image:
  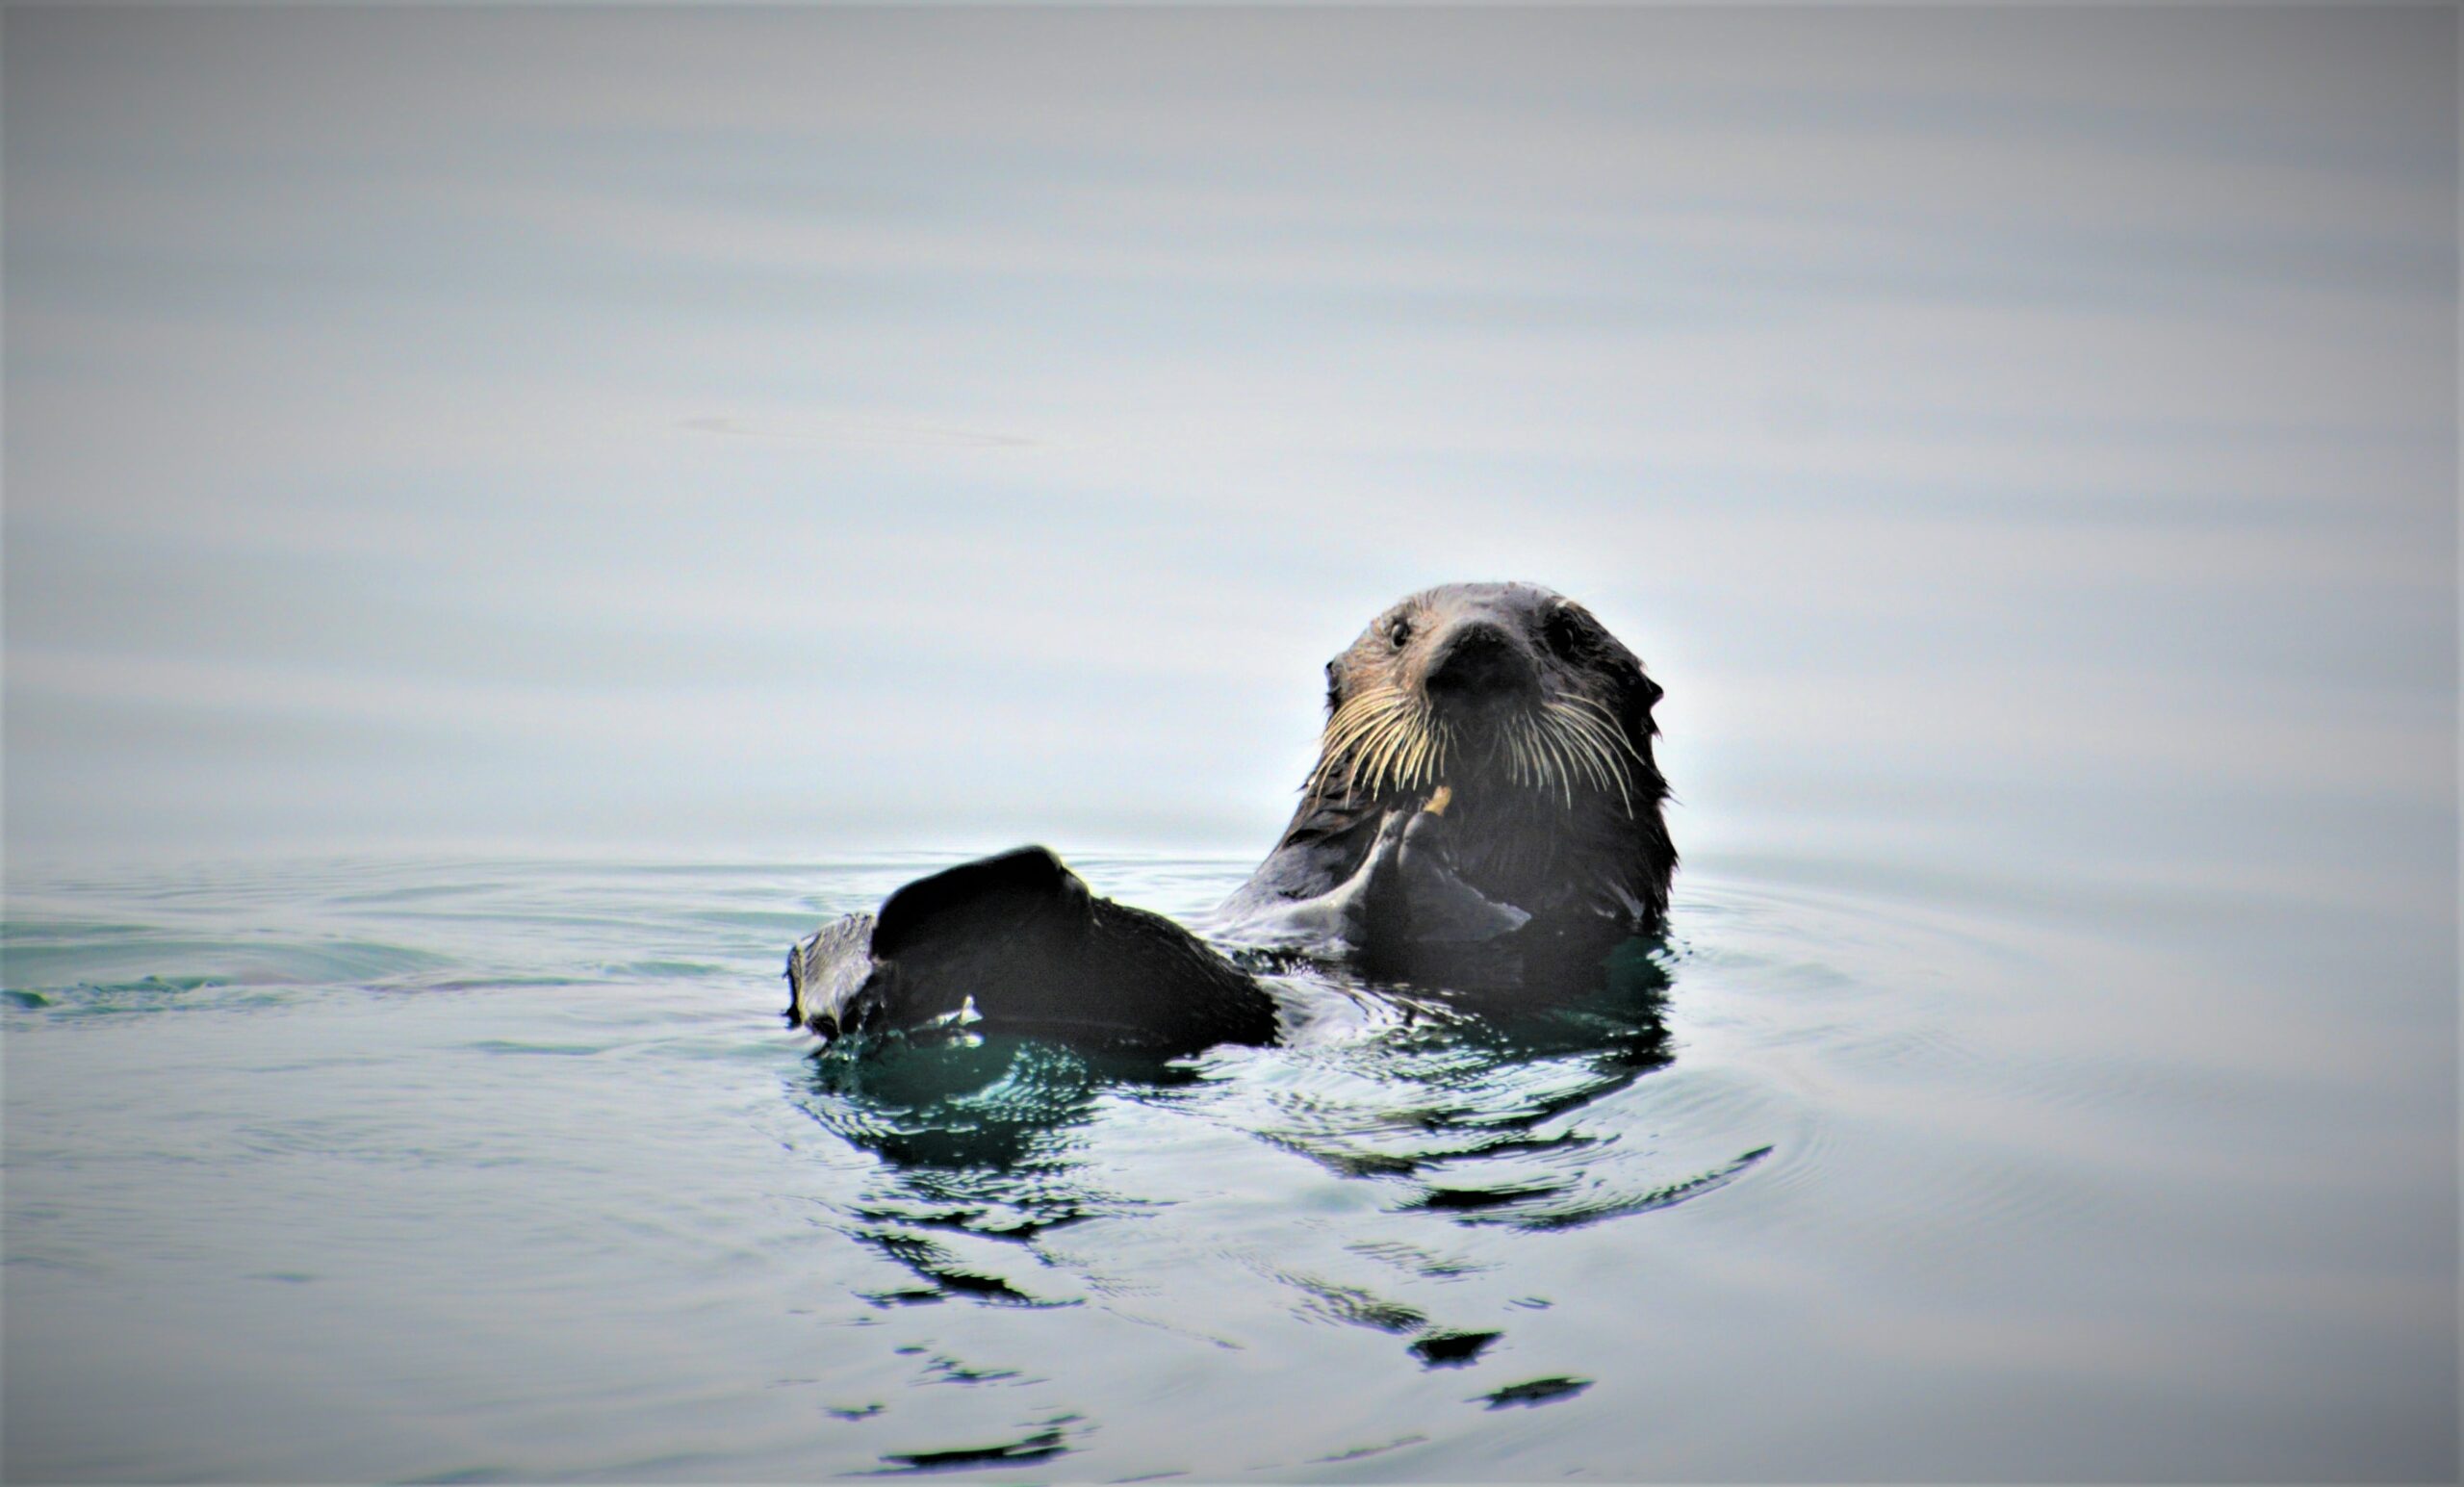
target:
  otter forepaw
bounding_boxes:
[1392,811,1529,944]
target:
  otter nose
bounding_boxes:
[1424,620,1534,705]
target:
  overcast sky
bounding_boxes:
[5,7,2453,876]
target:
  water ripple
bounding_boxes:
[12,853,2426,1482]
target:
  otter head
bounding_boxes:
[1297,581,1675,926]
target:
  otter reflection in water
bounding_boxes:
[783,949,1694,1346]
[786,582,1676,1056]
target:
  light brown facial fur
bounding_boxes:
[1311,582,1664,819]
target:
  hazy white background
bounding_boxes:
[8,7,2453,893]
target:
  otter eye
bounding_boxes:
[1541,606,1586,658]
[1385,615,1414,648]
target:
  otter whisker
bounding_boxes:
[1312,689,1419,799]
[1575,702,1643,781]
[1551,697,1627,765]
[1526,718,1555,797]
[1542,703,1597,787]
[1331,719,1387,797]
[1534,716,1567,803]
[1313,654,1648,818]
[1362,707,1423,798]
[1408,720,1449,791]
[1549,702,1634,817]
[1359,719,1398,796]
[1547,713,1586,808]
[1565,694,1650,764]
[1583,719,1640,817]
[1509,711,1560,806]
[1568,734,1610,801]
[1547,702,1614,788]
[1543,723,1577,809]
[1334,687,1407,727]
[1409,709,1441,782]
[1322,694,1404,756]
[1320,713,1373,759]
[1402,710,1437,787]
[1579,733,1634,818]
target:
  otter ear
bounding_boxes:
[1624,670,1664,736]
[1323,658,1343,713]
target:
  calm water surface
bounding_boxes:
[5,844,2452,1481]
[4,11,2457,1479]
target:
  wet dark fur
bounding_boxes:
[787,847,1277,1056]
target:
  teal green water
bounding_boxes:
[5,848,2451,1480]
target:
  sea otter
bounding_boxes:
[1208,581,1674,971]
[786,582,1673,1053]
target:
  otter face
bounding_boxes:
[1313,582,1665,819]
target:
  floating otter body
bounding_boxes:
[788,846,1278,1055]
[786,582,1673,1055]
